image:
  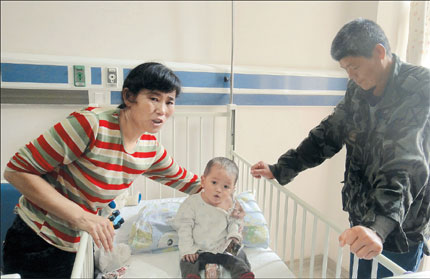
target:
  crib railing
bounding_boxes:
[71,231,93,278]
[231,150,406,278]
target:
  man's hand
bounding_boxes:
[339,225,383,260]
[183,253,199,263]
[250,161,274,179]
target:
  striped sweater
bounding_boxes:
[5,106,201,252]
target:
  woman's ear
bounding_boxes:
[122,88,133,107]
[122,88,129,107]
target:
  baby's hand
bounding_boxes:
[229,237,240,244]
[231,201,245,219]
[183,253,199,263]
[225,238,242,256]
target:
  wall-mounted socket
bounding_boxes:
[88,90,110,106]
[73,65,86,87]
[106,67,118,87]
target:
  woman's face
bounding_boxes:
[124,89,176,134]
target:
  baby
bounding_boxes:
[174,157,254,279]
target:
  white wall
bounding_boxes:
[1,1,378,70]
[2,0,390,269]
[234,1,378,70]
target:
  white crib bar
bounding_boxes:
[309,216,318,278]
[212,116,216,157]
[335,246,344,277]
[372,257,379,278]
[322,224,330,278]
[352,253,359,278]
[251,173,255,194]
[274,188,281,250]
[262,180,267,219]
[268,183,274,237]
[299,207,307,278]
[290,200,298,270]
[245,164,250,192]
[282,194,289,261]
[71,232,93,278]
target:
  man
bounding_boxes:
[251,18,429,278]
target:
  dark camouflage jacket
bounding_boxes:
[269,55,430,254]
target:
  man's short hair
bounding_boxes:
[331,18,392,61]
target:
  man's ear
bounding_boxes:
[373,43,386,60]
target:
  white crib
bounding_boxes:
[71,105,411,278]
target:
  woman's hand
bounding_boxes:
[75,211,115,252]
[250,161,274,179]
[183,253,199,263]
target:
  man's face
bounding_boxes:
[339,53,383,91]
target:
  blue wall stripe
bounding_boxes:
[123,68,230,88]
[175,71,230,88]
[1,63,347,91]
[111,91,343,106]
[234,94,343,106]
[1,63,68,84]
[234,73,347,91]
[91,67,102,85]
[176,93,230,105]
[123,67,346,91]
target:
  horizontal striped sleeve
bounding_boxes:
[144,143,202,194]
[5,110,99,174]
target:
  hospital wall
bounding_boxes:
[1,1,409,269]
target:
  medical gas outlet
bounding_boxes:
[107,67,118,87]
[73,65,86,87]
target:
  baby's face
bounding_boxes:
[201,165,235,207]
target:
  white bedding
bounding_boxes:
[112,198,294,278]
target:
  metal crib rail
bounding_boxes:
[231,150,406,278]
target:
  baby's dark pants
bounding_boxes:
[180,250,251,278]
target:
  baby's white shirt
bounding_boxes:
[173,193,242,257]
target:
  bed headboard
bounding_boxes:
[129,104,236,200]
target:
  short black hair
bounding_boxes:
[331,18,392,61]
[119,62,181,109]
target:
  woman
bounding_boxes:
[2,62,203,278]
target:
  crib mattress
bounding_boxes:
[121,247,294,278]
[111,198,294,278]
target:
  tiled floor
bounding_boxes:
[289,255,349,278]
